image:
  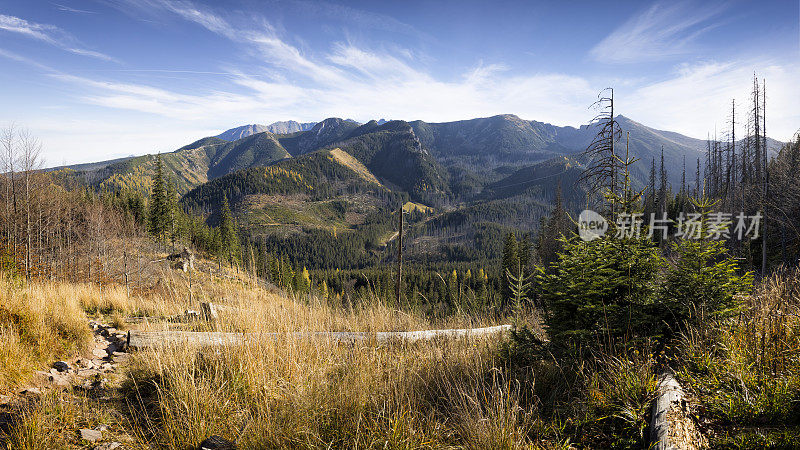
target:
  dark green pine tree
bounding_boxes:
[658,146,668,213]
[644,157,656,217]
[500,232,518,309]
[148,154,169,247]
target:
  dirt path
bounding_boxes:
[0,319,133,449]
[30,319,130,392]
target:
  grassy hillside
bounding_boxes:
[326,120,450,203]
[181,148,391,214]
[81,133,291,195]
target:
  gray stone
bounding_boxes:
[106,342,121,353]
[52,361,71,372]
[19,387,41,396]
[82,378,105,391]
[48,373,71,386]
[80,428,102,442]
[100,363,113,372]
[77,359,95,369]
[92,348,108,359]
[78,369,100,378]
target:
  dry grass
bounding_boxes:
[0,264,547,448]
[122,335,543,448]
[2,390,127,450]
[677,267,800,447]
[0,278,92,389]
[117,273,541,448]
[0,256,679,449]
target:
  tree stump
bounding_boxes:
[200,302,218,321]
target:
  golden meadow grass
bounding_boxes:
[0,269,548,449]
[116,270,539,448]
[3,265,797,448]
[0,278,92,388]
[676,267,800,446]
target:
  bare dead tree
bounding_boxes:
[19,129,42,278]
[0,124,18,253]
[579,88,623,216]
[730,100,737,200]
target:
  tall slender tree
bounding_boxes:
[148,154,169,247]
[500,232,518,308]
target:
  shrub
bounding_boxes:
[660,237,753,328]
[536,235,662,353]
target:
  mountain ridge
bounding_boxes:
[53,114,785,198]
[216,121,317,141]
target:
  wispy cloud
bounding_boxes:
[49,58,596,129]
[6,0,799,167]
[37,0,800,141]
[0,14,117,62]
[0,47,59,72]
[52,3,98,14]
[112,0,348,84]
[590,1,728,63]
[626,59,800,140]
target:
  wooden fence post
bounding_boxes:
[200,302,218,321]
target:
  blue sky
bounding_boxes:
[0,0,798,166]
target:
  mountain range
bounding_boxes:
[56,114,786,267]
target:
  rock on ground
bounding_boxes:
[52,361,71,372]
[199,435,236,449]
[80,428,102,442]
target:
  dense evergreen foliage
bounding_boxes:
[537,235,663,352]
[147,155,170,245]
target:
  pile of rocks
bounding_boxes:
[2,320,133,449]
[78,424,128,449]
[27,320,129,392]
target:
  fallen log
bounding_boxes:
[649,372,705,450]
[127,324,511,349]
